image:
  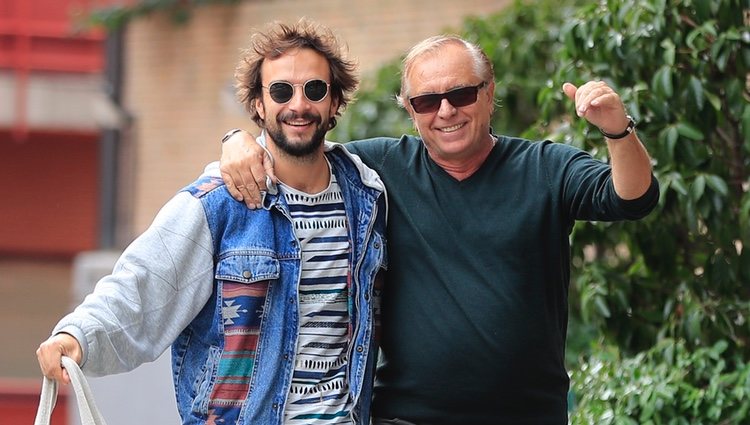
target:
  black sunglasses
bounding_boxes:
[262,79,331,104]
[408,81,488,114]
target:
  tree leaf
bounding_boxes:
[705,175,729,197]
[595,296,612,318]
[661,38,676,66]
[704,90,722,112]
[670,173,689,196]
[665,125,678,160]
[652,66,674,97]
[691,175,706,202]
[688,76,705,110]
[676,122,704,141]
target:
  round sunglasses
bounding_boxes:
[262,79,331,104]
[408,81,488,114]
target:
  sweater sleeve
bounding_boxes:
[343,138,400,173]
[53,192,215,376]
[542,141,659,222]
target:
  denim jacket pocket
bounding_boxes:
[205,252,278,420]
[215,252,280,283]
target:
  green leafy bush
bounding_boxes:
[82,0,243,30]
[333,62,414,142]
[539,0,750,358]
[570,339,750,424]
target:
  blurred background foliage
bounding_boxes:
[331,0,750,422]
[83,0,243,30]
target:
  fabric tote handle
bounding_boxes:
[34,356,108,425]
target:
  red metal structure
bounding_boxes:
[0,379,69,424]
[0,0,105,138]
[0,0,116,422]
[0,0,110,257]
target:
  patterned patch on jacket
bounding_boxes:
[207,280,268,422]
[183,176,224,198]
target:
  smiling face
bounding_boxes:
[255,47,339,158]
[404,42,495,165]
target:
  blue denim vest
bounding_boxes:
[172,146,387,424]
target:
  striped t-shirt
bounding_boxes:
[279,168,354,425]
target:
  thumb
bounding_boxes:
[59,335,83,365]
[263,151,277,184]
[562,82,577,101]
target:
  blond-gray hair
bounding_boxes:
[397,35,494,108]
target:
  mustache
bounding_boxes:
[277,111,321,124]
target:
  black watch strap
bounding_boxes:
[599,115,636,140]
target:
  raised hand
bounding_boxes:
[562,81,630,137]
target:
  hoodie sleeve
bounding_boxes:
[53,192,215,376]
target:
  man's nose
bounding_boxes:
[287,88,310,110]
[436,97,457,117]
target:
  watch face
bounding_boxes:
[626,117,636,133]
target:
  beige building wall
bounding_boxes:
[121,0,508,236]
[0,260,72,378]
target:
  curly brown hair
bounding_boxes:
[234,18,359,130]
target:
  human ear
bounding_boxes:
[255,98,266,121]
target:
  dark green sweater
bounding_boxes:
[346,134,658,424]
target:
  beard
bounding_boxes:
[265,110,328,158]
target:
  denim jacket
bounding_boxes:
[54,143,387,424]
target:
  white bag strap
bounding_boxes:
[34,356,108,425]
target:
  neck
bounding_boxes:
[431,134,496,181]
[269,143,330,193]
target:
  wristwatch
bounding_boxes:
[221,128,243,144]
[599,115,636,140]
